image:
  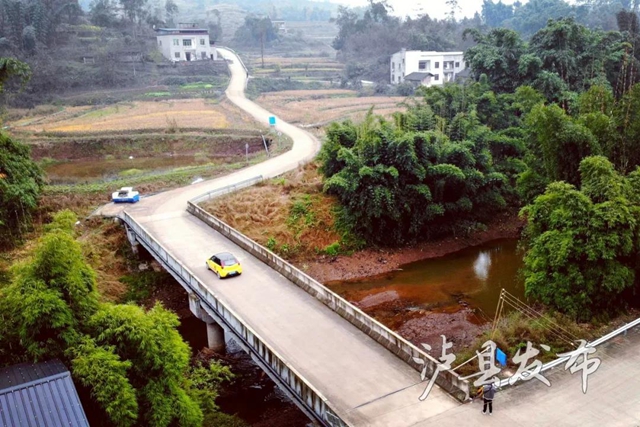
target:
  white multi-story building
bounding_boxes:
[390,49,465,87]
[155,27,217,62]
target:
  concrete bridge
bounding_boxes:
[104,48,640,427]
[110,48,470,427]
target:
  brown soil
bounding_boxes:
[29,131,265,162]
[256,90,406,126]
[14,99,256,133]
[306,211,524,283]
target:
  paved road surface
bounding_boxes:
[99,49,640,427]
[106,48,460,426]
[418,326,640,427]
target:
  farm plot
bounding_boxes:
[16,99,256,133]
[246,52,344,82]
[256,90,407,126]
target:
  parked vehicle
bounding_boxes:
[112,187,140,203]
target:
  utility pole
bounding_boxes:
[261,28,265,68]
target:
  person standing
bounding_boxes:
[481,382,497,415]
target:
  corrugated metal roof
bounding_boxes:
[0,359,89,427]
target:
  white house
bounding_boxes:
[390,49,465,87]
[155,27,217,62]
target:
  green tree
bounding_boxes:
[0,210,231,427]
[525,103,601,186]
[482,0,514,27]
[463,28,528,93]
[521,156,640,320]
[89,303,203,427]
[320,110,508,245]
[0,132,43,246]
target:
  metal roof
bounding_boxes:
[0,359,89,427]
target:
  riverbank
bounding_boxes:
[307,210,524,283]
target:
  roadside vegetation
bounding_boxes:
[203,163,362,262]
[0,211,237,427]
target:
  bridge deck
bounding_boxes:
[114,49,460,426]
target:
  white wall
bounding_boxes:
[390,50,466,87]
[156,34,213,62]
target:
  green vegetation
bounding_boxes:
[521,156,640,321]
[0,210,233,426]
[319,97,518,245]
[246,77,325,98]
[322,12,640,320]
[0,132,44,247]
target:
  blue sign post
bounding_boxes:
[269,116,276,127]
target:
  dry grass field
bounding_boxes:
[202,163,343,261]
[256,90,407,126]
[13,99,256,133]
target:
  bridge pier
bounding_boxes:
[206,322,225,353]
[189,292,226,353]
[124,225,140,255]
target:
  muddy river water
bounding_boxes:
[177,239,525,425]
[327,238,525,318]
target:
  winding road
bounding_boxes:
[99,49,640,427]
[102,49,459,426]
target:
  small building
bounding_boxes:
[403,72,435,87]
[272,20,288,34]
[0,359,89,426]
[390,49,466,87]
[155,27,217,62]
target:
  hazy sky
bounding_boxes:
[316,0,525,20]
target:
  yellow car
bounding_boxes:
[206,252,242,279]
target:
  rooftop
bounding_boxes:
[404,72,434,81]
[156,28,209,35]
[0,359,89,427]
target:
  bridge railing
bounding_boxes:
[120,211,349,427]
[188,179,471,402]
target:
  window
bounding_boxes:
[455,62,460,68]
[435,62,439,69]
[419,60,430,70]
[174,52,180,59]
[183,39,192,47]
[173,39,179,46]
[391,62,395,70]
[434,74,439,80]
[158,40,162,46]
[200,39,205,45]
[444,72,454,82]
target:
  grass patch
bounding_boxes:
[79,106,120,119]
[453,310,595,381]
[180,82,216,90]
[246,78,326,99]
[201,162,360,261]
[119,270,174,304]
[145,91,172,97]
[45,160,251,194]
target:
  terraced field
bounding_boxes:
[12,99,256,133]
[256,89,407,126]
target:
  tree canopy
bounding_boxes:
[0,210,232,427]
[520,156,640,320]
[0,132,43,247]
